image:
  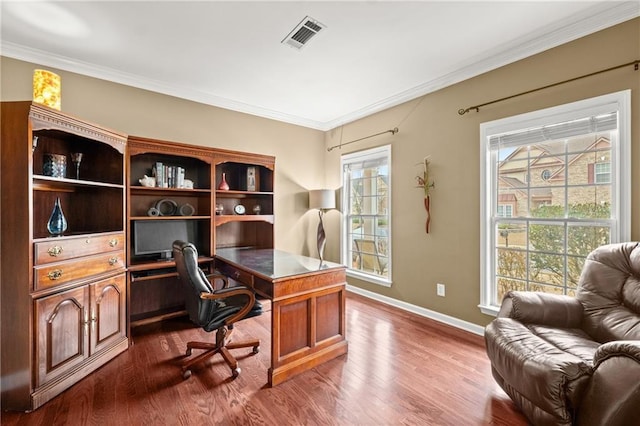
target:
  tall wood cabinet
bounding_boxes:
[1,102,128,411]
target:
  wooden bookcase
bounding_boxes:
[1,102,128,411]
[125,138,275,331]
[213,151,275,250]
[126,136,215,328]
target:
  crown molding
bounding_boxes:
[322,1,640,130]
[2,2,637,132]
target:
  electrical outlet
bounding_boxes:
[437,283,446,297]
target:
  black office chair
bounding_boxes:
[172,240,262,379]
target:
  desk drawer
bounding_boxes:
[218,263,254,287]
[34,251,125,291]
[35,233,124,265]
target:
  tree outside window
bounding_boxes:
[341,145,391,286]
[479,91,630,315]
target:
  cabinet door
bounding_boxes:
[90,274,126,354]
[35,286,90,387]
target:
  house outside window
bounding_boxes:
[341,145,391,286]
[479,91,630,315]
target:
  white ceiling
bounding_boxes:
[1,1,638,130]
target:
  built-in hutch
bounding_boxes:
[1,102,128,411]
[126,137,275,331]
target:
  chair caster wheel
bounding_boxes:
[253,345,260,354]
[182,369,192,380]
[232,367,241,378]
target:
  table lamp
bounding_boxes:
[309,189,335,263]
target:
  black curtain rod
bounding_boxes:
[327,127,399,152]
[458,59,639,116]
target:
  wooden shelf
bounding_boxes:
[130,308,187,328]
[130,215,211,221]
[216,190,273,198]
[33,175,124,190]
[130,186,210,194]
[215,214,274,225]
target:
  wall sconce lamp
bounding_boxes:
[33,69,61,110]
[309,189,336,263]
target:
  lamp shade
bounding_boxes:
[309,189,335,210]
[33,69,61,110]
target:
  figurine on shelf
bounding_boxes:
[139,175,156,187]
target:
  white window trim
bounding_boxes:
[479,90,631,316]
[341,145,392,287]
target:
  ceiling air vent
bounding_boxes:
[282,16,325,50]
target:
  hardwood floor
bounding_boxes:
[2,292,526,425]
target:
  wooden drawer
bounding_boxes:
[34,233,124,265]
[34,251,125,291]
[217,262,254,287]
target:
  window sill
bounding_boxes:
[478,303,499,317]
[346,269,392,287]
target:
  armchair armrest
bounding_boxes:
[593,340,640,364]
[199,285,256,325]
[205,272,230,289]
[498,291,583,328]
[576,341,640,426]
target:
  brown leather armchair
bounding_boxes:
[485,242,640,426]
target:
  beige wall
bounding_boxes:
[324,18,640,326]
[2,18,638,328]
[1,56,327,257]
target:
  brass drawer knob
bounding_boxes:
[108,257,119,266]
[109,239,118,247]
[47,269,63,280]
[47,246,63,257]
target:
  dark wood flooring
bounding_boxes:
[2,292,526,425]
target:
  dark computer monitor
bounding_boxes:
[133,219,198,260]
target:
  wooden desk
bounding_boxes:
[215,248,348,386]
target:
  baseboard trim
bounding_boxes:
[346,285,485,336]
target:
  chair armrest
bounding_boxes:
[576,341,640,426]
[498,291,583,328]
[199,286,256,325]
[205,273,229,289]
[593,340,640,364]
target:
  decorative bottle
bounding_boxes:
[47,197,68,236]
[218,173,230,191]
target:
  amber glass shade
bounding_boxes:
[33,69,61,110]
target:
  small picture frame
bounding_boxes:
[247,166,257,192]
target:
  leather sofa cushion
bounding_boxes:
[485,318,595,422]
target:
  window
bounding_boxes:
[540,169,551,181]
[595,162,611,183]
[341,145,391,286]
[497,205,513,217]
[479,91,630,315]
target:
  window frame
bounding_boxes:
[479,91,631,316]
[341,145,392,287]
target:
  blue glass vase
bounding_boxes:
[47,197,68,236]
